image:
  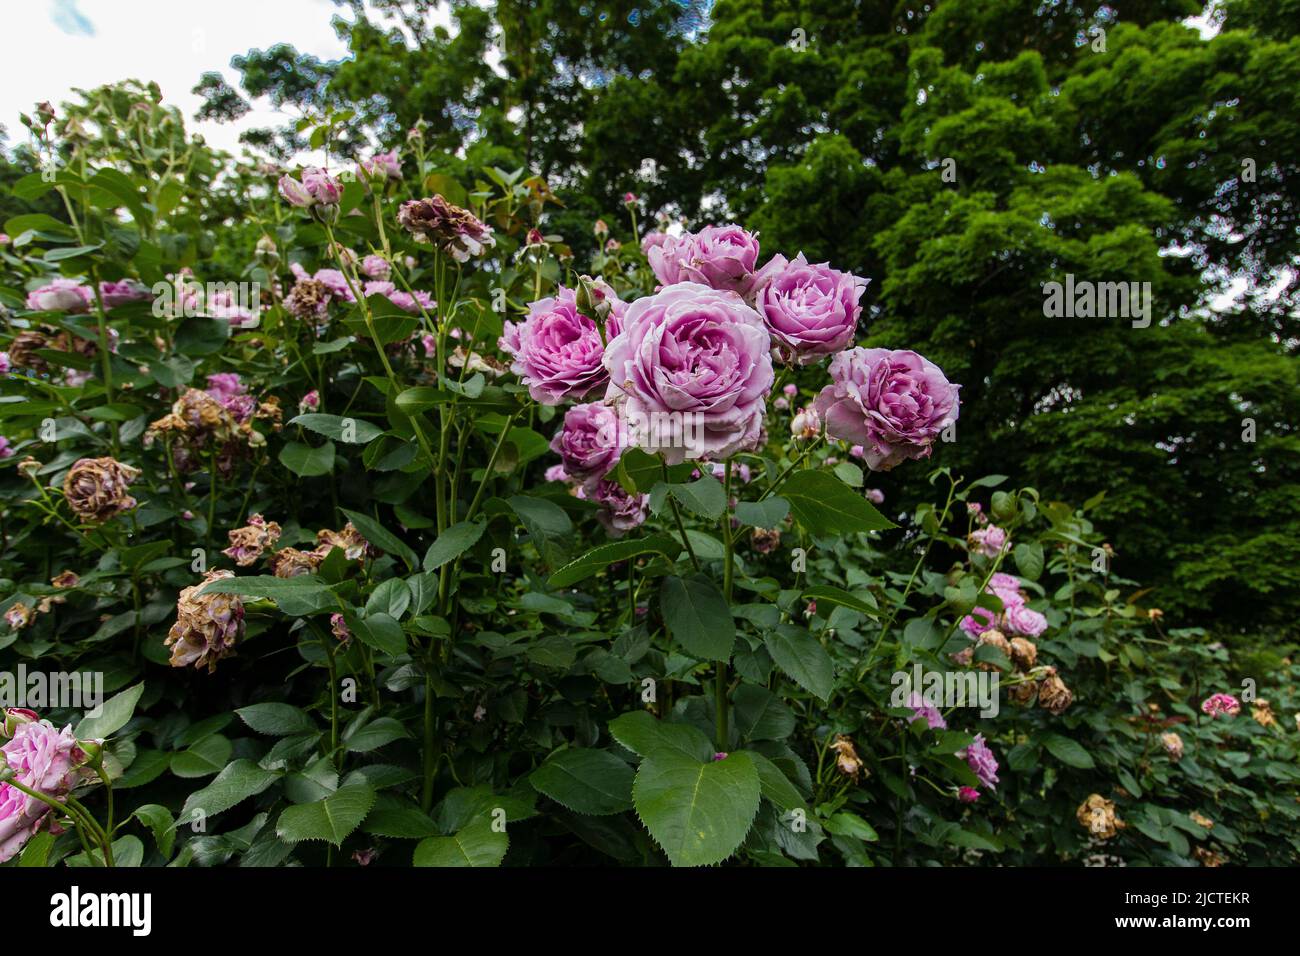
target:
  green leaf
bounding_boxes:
[748,750,804,812]
[660,574,735,662]
[394,386,453,413]
[422,520,486,571]
[615,447,666,494]
[74,681,144,740]
[237,703,318,736]
[632,750,761,867]
[279,440,336,477]
[783,470,896,536]
[413,816,508,867]
[823,811,879,842]
[276,784,376,847]
[547,533,681,588]
[343,717,410,753]
[174,316,230,357]
[733,683,796,741]
[198,575,336,615]
[734,496,789,528]
[608,711,714,762]
[667,477,726,519]
[529,748,635,815]
[508,495,572,568]
[170,734,233,778]
[349,611,407,657]
[1042,734,1095,769]
[365,578,411,619]
[802,584,878,617]
[180,760,279,821]
[340,508,419,571]
[1014,542,1045,581]
[18,830,55,867]
[764,624,834,700]
[289,413,384,445]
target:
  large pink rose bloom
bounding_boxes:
[813,347,959,471]
[500,287,607,405]
[755,253,868,364]
[550,402,624,485]
[648,225,761,298]
[602,282,773,464]
[0,720,96,863]
[26,278,92,313]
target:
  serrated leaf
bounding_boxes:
[529,748,634,816]
[237,703,318,736]
[413,816,508,867]
[547,533,680,588]
[341,508,419,571]
[734,496,789,528]
[764,624,835,700]
[421,519,486,571]
[74,681,143,740]
[783,470,895,536]
[288,413,384,444]
[276,784,376,847]
[660,573,735,662]
[180,759,280,822]
[608,711,715,762]
[1043,734,1095,769]
[632,750,760,867]
[279,440,336,477]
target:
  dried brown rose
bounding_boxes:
[165,569,245,673]
[62,456,141,523]
[223,514,283,567]
[1076,793,1124,840]
[1037,666,1074,715]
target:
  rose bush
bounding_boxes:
[0,86,1296,868]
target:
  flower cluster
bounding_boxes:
[1200,693,1241,719]
[144,373,281,476]
[263,522,375,578]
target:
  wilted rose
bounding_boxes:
[62,457,140,523]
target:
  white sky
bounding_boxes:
[1,0,359,159]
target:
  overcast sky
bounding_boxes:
[1,0,359,157]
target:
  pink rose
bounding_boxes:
[602,282,773,463]
[814,348,960,471]
[1201,694,1241,719]
[0,720,97,863]
[26,278,92,313]
[647,225,761,298]
[640,231,669,255]
[1004,603,1047,638]
[98,279,151,309]
[359,149,401,182]
[754,253,867,364]
[361,255,391,280]
[961,734,999,791]
[301,167,342,205]
[501,287,607,405]
[576,476,648,537]
[550,402,624,485]
[969,524,1008,558]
